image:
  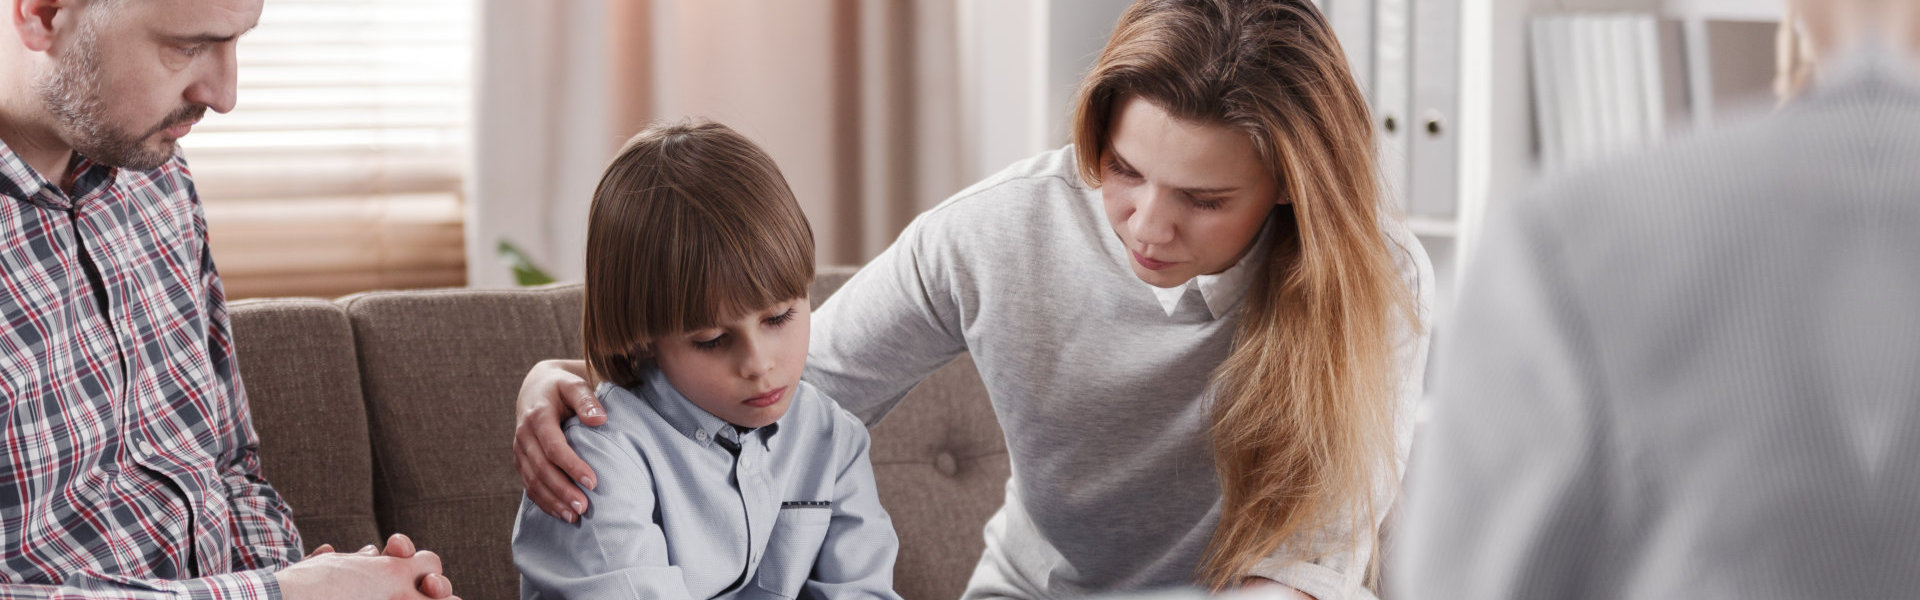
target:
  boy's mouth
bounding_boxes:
[744,387,786,408]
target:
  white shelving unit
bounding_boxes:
[1668,0,1783,22]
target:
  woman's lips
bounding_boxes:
[744,387,786,408]
[1132,250,1174,271]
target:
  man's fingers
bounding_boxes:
[384,533,416,558]
[357,544,379,556]
[304,543,334,559]
[418,572,454,598]
[411,550,444,573]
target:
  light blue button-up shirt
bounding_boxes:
[512,368,902,599]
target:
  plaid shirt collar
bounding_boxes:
[0,136,121,212]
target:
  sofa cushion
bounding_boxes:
[339,284,582,600]
[867,354,1009,600]
[229,298,381,553]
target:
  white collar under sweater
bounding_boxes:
[1140,216,1273,319]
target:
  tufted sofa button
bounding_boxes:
[933,452,959,477]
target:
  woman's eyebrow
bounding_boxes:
[1111,147,1239,195]
[1179,184,1240,195]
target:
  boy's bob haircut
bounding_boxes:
[582,119,815,388]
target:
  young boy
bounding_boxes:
[511,120,902,599]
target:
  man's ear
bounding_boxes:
[12,0,65,53]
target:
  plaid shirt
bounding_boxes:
[0,139,299,599]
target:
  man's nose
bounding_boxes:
[185,44,239,114]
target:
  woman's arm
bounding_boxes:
[802,211,970,424]
[513,359,606,521]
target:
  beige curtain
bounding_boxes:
[608,0,965,267]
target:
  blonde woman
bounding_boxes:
[514,1,1429,598]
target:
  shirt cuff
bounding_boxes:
[175,567,283,600]
[1248,557,1365,600]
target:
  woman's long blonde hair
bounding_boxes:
[1070,0,1416,589]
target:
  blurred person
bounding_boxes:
[1391,0,1920,597]
[509,1,1434,598]
[0,0,455,597]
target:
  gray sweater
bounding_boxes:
[805,147,1433,599]
[1391,50,1920,599]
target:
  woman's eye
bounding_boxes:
[1191,198,1225,211]
[1105,160,1141,181]
[765,308,796,327]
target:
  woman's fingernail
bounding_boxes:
[582,476,597,490]
[561,510,576,523]
[584,404,604,418]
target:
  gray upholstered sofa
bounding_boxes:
[231,266,1009,600]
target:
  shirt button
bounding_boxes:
[696,430,708,441]
[137,440,157,458]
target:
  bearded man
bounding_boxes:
[0,1,457,598]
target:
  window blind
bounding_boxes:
[182,0,474,299]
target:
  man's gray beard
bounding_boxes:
[31,17,178,172]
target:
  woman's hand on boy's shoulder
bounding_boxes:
[515,358,605,523]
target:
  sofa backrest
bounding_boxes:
[233,267,1008,600]
[230,298,382,551]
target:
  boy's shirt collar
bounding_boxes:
[636,368,779,451]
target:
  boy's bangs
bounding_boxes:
[644,196,815,337]
[671,228,813,333]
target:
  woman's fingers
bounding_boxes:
[536,418,598,492]
[561,377,606,427]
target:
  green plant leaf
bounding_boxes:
[497,239,556,286]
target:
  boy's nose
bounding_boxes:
[737,341,775,380]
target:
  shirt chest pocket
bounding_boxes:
[753,505,832,598]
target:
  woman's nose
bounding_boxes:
[1129,191,1177,247]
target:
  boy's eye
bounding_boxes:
[764,308,797,327]
[692,334,726,351]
